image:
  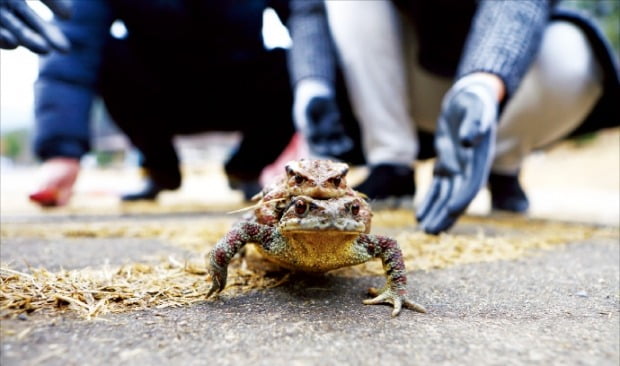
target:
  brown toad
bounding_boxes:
[206,194,426,316]
[253,159,365,226]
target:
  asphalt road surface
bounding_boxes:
[1,229,618,366]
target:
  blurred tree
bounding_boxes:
[0,128,31,163]
[560,0,620,145]
[561,0,620,57]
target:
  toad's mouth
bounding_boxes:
[279,220,366,233]
[282,229,363,235]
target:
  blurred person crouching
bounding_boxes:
[311,0,620,234]
[27,0,299,205]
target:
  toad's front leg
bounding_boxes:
[355,234,427,316]
[206,221,276,297]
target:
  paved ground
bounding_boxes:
[1,235,618,366]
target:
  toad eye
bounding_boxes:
[294,199,309,216]
[330,177,342,187]
[294,175,306,185]
[350,202,360,216]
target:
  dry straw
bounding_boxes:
[1,211,616,319]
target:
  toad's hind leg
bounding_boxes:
[354,234,427,316]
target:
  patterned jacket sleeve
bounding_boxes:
[457,0,557,99]
[34,0,114,161]
[286,0,336,87]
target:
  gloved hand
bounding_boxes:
[29,157,79,206]
[0,0,72,54]
[417,73,503,234]
[293,78,353,158]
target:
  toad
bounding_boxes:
[206,193,426,316]
[253,159,364,226]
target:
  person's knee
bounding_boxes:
[534,21,601,93]
[325,0,402,60]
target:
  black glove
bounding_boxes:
[417,77,499,234]
[304,96,353,157]
[0,0,71,54]
[294,79,353,158]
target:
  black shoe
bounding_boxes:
[488,172,529,213]
[121,179,167,201]
[224,163,263,201]
[354,164,415,208]
[121,168,181,202]
[227,175,262,201]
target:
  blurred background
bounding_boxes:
[0,0,618,222]
[0,4,294,211]
[0,4,292,170]
[2,0,617,169]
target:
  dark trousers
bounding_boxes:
[99,37,296,188]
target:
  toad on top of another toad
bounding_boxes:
[253,159,365,226]
[207,190,426,317]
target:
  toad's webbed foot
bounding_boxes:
[363,286,427,317]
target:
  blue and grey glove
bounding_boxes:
[417,75,500,234]
[294,78,353,158]
[0,0,71,54]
